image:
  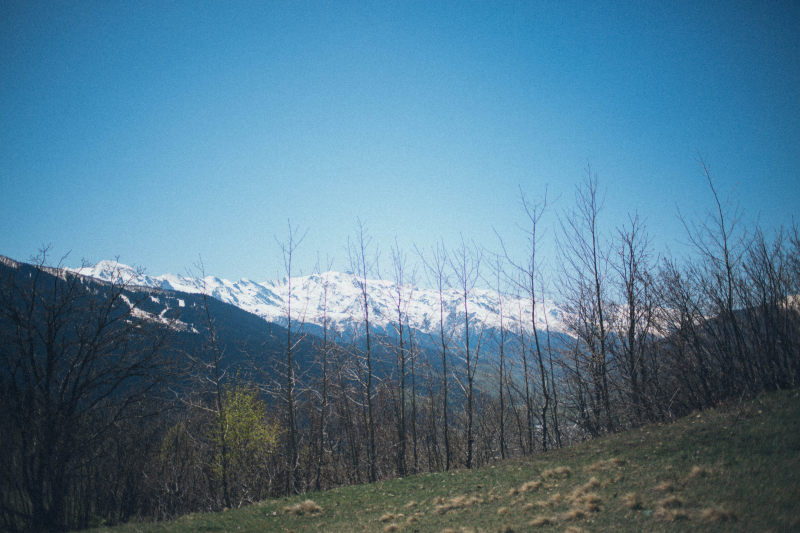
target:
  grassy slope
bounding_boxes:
[92,389,800,533]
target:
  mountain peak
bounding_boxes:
[75,260,568,336]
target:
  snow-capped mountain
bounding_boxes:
[72,261,569,339]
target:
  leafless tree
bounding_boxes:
[312,258,334,491]
[559,170,614,434]
[276,221,308,494]
[517,189,552,450]
[490,254,508,459]
[389,239,414,477]
[0,251,174,531]
[612,214,657,424]
[450,236,482,468]
[348,220,378,482]
[417,240,453,470]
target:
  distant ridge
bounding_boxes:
[71,260,569,338]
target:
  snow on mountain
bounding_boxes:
[72,261,569,338]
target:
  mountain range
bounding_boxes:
[72,260,570,342]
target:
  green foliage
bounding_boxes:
[211,383,280,480]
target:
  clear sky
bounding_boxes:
[2,0,798,285]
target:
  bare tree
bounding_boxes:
[490,254,508,459]
[184,256,232,508]
[559,171,614,433]
[0,251,174,531]
[612,214,657,424]
[417,240,453,470]
[348,220,378,482]
[276,221,308,494]
[389,239,414,477]
[539,274,562,448]
[450,236,482,468]
[680,157,748,396]
[497,188,553,451]
[312,258,334,491]
[407,316,420,473]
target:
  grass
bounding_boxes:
[86,388,800,532]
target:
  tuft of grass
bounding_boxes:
[519,480,542,492]
[700,506,737,523]
[654,508,690,521]
[283,499,322,516]
[541,466,572,479]
[572,492,602,513]
[561,508,587,521]
[379,513,402,522]
[686,465,714,480]
[654,481,674,492]
[622,492,643,510]
[536,492,563,508]
[383,524,399,532]
[656,495,685,509]
[497,506,509,515]
[528,515,554,527]
[433,495,483,515]
[405,512,422,525]
[587,457,626,471]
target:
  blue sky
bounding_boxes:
[2,0,798,285]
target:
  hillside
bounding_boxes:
[87,388,800,533]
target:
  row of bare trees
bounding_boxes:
[260,167,799,497]
[1,165,798,531]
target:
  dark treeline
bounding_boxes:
[1,167,799,532]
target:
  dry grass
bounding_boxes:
[380,512,403,522]
[686,465,714,480]
[497,506,509,515]
[700,506,737,522]
[564,477,603,513]
[404,500,417,509]
[563,527,588,533]
[522,502,536,512]
[622,492,643,510]
[283,499,322,516]
[520,480,543,492]
[541,466,572,479]
[507,487,519,496]
[572,492,602,513]
[656,496,685,509]
[654,508,690,521]
[586,457,626,471]
[405,512,423,525]
[654,481,674,492]
[535,492,563,508]
[383,524,400,532]
[433,495,483,515]
[561,508,587,521]
[528,516,554,527]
